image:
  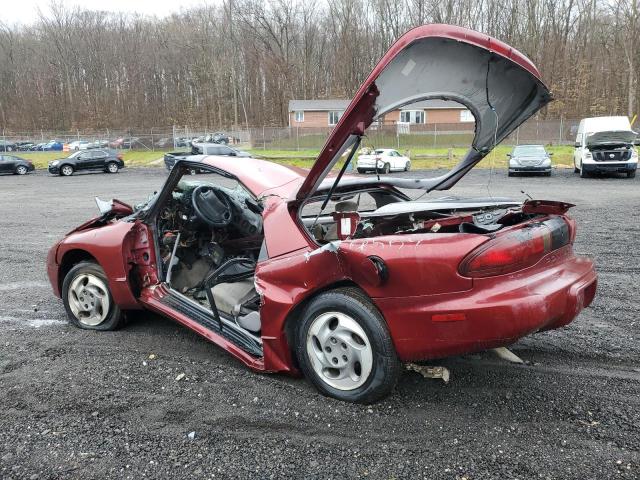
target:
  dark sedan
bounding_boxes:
[508,144,553,176]
[48,149,125,176]
[0,154,35,175]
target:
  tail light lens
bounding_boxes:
[116,153,124,160]
[459,218,570,278]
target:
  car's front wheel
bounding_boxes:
[295,288,401,403]
[106,162,119,173]
[404,161,411,171]
[579,165,589,178]
[382,163,391,174]
[15,165,28,175]
[62,261,123,330]
[60,165,74,176]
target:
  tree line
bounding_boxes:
[0,0,637,132]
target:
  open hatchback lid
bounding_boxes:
[295,24,552,201]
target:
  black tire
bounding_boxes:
[574,164,579,173]
[295,287,401,404]
[62,261,124,331]
[579,166,589,178]
[404,161,411,172]
[106,161,119,174]
[60,164,74,176]
[627,170,636,178]
[508,171,514,177]
[382,163,390,174]
[15,165,28,175]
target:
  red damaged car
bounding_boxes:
[47,25,597,403]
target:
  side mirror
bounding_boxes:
[548,152,554,156]
[574,142,581,148]
[506,153,512,157]
[229,152,237,156]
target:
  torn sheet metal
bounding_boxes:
[406,363,450,383]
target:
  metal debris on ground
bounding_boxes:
[406,363,450,383]
[491,347,525,364]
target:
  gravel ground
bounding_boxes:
[0,166,638,479]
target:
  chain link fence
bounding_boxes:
[0,118,584,153]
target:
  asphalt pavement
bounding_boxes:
[0,166,638,479]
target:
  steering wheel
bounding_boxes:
[191,185,233,228]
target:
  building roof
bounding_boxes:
[288,98,465,112]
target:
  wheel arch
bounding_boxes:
[58,249,99,293]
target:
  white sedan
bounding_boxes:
[356,149,411,173]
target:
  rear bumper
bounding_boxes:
[375,246,597,361]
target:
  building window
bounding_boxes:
[460,109,474,122]
[399,110,425,124]
[294,111,304,123]
[328,111,342,126]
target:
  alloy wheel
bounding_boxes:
[107,162,119,173]
[16,166,27,175]
[61,165,73,176]
[305,311,373,391]
[67,273,111,326]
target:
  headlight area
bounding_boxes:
[50,160,60,166]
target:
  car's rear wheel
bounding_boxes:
[15,165,28,175]
[62,262,123,330]
[106,162,119,173]
[295,288,401,403]
[60,165,74,176]
[382,163,390,174]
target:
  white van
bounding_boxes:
[573,116,638,178]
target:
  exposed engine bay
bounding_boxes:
[302,189,536,243]
[156,178,264,332]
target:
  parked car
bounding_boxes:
[507,144,552,176]
[155,137,173,148]
[0,140,16,152]
[0,154,34,175]
[15,141,36,151]
[356,149,411,173]
[48,149,124,176]
[109,137,140,149]
[68,140,91,151]
[573,116,638,178]
[38,141,64,151]
[88,140,109,149]
[164,143,251,171]
[46,25,596,403]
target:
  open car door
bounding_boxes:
[294,24,552,202]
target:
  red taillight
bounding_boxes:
[459,221,570,278]
[116,153,123,160]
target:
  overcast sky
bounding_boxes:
[2,0,214,24]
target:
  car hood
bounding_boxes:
[586,130,637,147]
[295,24,551,201]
